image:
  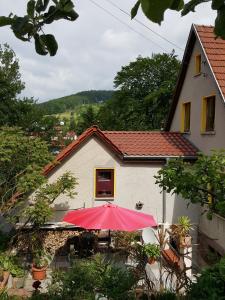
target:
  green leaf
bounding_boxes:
[131,1,140,19]
[59,0,74,12]
[182,0,206,16]
[34,34,48,55]
[27,0,36,18]
[170,0,184,10]
[212,0,225,10]
[214,7,225,39]
[40,34,58,56]
[36,0,50,13]
[0,16,14,27]
[140,0,183,24]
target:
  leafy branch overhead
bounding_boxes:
[1,0,225,56]
[0,0,78,56]
[132,0,225,40]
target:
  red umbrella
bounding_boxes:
[63,203,157,231]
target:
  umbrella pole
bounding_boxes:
[108,230,111,248]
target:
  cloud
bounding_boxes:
[0,0,216,102]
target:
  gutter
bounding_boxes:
[122,155,197,161]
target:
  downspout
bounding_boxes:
[162,158,170,224]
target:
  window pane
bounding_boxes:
[98,171,111,181]
[96,169,114,198]
[184,103,191,132]
[206,96,215,131]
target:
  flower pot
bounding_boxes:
[148,257,156,264]
[12,276,25,289]
[32,265,47,280]
[179,235,192,248]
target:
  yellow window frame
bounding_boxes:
[195,54,201,75]
[180,101,191,133]
[201,94,216,133]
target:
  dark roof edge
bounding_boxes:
[165,24,196,131]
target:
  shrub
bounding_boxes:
[187,257,225,299]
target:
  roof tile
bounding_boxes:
[195,25,225,99]
[44,127,198,174]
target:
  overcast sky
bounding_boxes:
[1,1,216,102]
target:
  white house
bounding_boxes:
[165,24,225,258]
[43,125,199,228]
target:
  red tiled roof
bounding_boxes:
[44,126,198,175]
[195,25,225,100]
[103,131,197,157]
[165,24,225,130]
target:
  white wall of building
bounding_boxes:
[46,136,199,226]
[170,40,225,154]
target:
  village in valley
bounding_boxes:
[0,1,225,299]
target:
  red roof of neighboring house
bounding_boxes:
[103,131,197,156]
[44,126,198,175]
[165,24,225,131]
[195,25,225,99]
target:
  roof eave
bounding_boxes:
[123,155,197,161]
[193,25,225,104]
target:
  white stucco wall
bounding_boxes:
[46,136,199,226]
[199,212,225,255]
[170,39,225,154]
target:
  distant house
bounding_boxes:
[165,24,225,259]
[42,125,199,228]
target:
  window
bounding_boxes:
[195,54,201,75]
[181,102,191,133]
[95,169,114,198]
[201,96,215,132]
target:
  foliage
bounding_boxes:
[177,216,192,237]
[113,231,140,249]
[76,105,99,135]
[143,243,160,259]
[0,43,45,130]
[187,257,225,299]
[0,127,77,234]
[39,90,114,115]
[131,0,225,40]
[23,171,77,227]
[0,0,78,56]
[0,127,52,216]
[1,1,225,55]
[155,150,225,218]
[0,253,24,277]
[0,44,24,101]
[47,254,137,299]
[32,249,51,268]
[98,53,180,131]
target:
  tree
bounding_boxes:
[0,43,45,129]
[155,150,225,219]
[187,257,225,299]
[69,111,76,131]
[76,105,99,134]
[0,1,225,56]
[0,127,77,236]
[98,53,180,130]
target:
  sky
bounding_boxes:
[1,1,216,103]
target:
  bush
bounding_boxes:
[47,254,137,300]
[187,257,225,299]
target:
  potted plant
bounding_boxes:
[11,263,26,289]
[170,216,192,248]
[143,243,160,264]
[0,253,13,288]
[32,250,50,280]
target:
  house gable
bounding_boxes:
[166,24,225,154]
